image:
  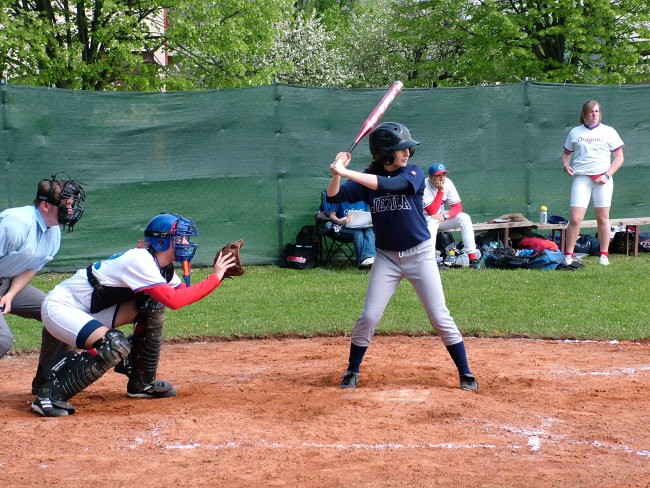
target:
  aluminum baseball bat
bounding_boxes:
[347,81,404,153]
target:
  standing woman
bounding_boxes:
[327,122,477,391]
[562,100,624,266]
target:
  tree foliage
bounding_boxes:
[266,9,348,87]
[163,0,292,90]
[0,0,172,90]
[0,0,648,90]
[390,0,650,86]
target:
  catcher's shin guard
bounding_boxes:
[31,329,131,417]
[125,304,177,398]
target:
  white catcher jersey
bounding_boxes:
[52,248,181,312]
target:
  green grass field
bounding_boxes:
[7,253,650,353]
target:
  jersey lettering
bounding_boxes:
[372,195,412,213]
[577,136,605,144]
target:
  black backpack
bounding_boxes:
[280,225,317,270]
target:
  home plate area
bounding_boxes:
[1,336,648,487]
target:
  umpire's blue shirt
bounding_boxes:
[0,204,61,278]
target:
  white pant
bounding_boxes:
[570,175,614,208]
[427,212,477,256]
[42,285,118,349]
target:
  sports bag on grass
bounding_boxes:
[281,243,317,270]
[483,246,565,270]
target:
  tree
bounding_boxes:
[265,9,348,86]
[471,0,650,84]
[0,0,293,90]
[163,0,292,90]
[391,0,650,86]
[1,0,647,90]
[0,0,172,90]
[338,0,406,87]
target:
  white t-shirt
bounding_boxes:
[423,177,461,219]
[563,123,624,175]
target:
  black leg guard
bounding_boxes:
[31,329,131,417]
[124,305,177,399]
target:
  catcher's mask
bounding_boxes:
[36,173,86,232]
[144,213,199,264]
[369,122,420,165]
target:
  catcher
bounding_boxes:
[31,212,244,417]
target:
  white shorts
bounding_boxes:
[42,285,118,349]
[570,175,614,208]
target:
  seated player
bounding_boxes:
[321,193,376,268]
[423,163,479,267]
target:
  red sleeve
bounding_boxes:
[447,202,463,219]
[424,191,444,216]
[143,274,222,310]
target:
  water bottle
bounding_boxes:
[475,243,497,269]
[539,205,548,224]
[444,249,456,266]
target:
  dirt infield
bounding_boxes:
[1,336,649,487]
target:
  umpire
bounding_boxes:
[0,175,85,380]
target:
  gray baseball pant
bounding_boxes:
[350,240,464,348]
[0,278,71,365]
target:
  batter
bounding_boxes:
[326,122,478,391]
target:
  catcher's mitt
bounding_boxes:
[215,239,245,278]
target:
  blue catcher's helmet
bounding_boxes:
[144,213,198,263]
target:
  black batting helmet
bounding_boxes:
[369,122,420,165]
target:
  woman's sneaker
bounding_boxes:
[598,254,610,266]
[564,255,582,266]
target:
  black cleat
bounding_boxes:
[339,370,359,389]
[31,396,75,417]
[460,373,478,391]
[127,378,178,398]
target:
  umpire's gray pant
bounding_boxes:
[0,278,70,364]
[350,240,464,348]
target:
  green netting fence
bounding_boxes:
[1,82,648,270]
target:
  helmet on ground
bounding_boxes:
[369,122,420,165]
[144,213,198,263]
[36,174,86,232]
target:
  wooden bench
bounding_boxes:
[534,217,650,258]
[443,219,536,246]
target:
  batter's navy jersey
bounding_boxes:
[330,164,430,252]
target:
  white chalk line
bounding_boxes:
[482,416,650,458]
[124,416,649,459]
[160,438,649,457]
[161,440,498,451]
[547,364,650,377]
[576,365,650,376]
